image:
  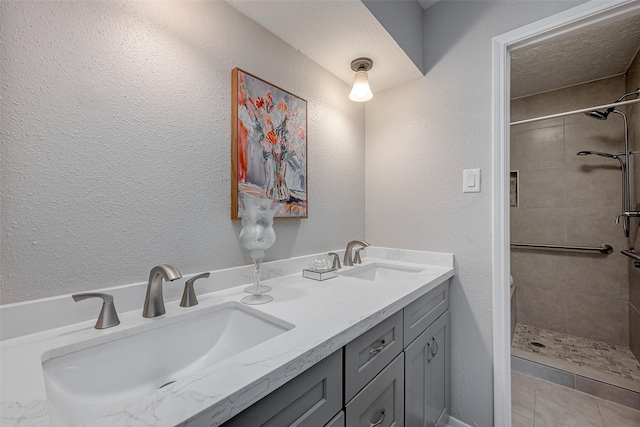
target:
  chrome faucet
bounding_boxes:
[343,240,370,266]
[143,264,182,318]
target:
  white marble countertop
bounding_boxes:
[1,247,454,426]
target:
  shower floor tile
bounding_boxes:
[512,324,640,384]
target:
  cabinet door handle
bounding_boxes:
[426,342,432,362]
[431,337,439,356]
[369,339,386,354]
[369,409,385,427]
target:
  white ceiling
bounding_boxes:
[226,0,423,93]
[511,12,640,99]
[227,1,640,100]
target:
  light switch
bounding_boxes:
[463,169,481,193]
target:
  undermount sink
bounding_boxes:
[41,301,294,427]
[339,262,425,283]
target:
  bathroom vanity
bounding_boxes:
[0,247,454,426]
[222,281,450,427]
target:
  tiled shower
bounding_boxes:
[510,50,640,407]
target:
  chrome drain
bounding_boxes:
[530,341,546,348]
[159,380,176,389]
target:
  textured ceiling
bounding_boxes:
[511,13,640,99]
[226,0,423,94]
[227,1,639,100]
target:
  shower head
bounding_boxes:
[585,88,639,120]
[576,150,619,159]
[584,109,614,120]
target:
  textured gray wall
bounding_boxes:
[0,1,365,304]
[365,1,583,426]
[362,0,425,74]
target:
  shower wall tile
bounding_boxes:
[629,49,640,74]
[567,295,628,346]
[630,305,640,361]
[511,125,565,170]
[566,207,630,251]
[511,90,568,124]
[518,168,566,209]
[511,117,564,134]
[511,250,567,292]
[628,47,640,361]
[565,253,629,300]
[565,165,623,208]
[630,222,640,311]
[564,119,625,165]
[511,208,566,245]
[631,260,640,311]
[563,76,626,124]
[517,287,567,334]
[511,75,633,348]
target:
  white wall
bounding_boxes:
[365,1,583,426]
[362,0,425,74]
[0,0,365,304]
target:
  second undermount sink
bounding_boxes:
[41,301,294,427]
[339,262,425,283]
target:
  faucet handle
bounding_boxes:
[328,253,341,270]
[180,272,210,307]
[354,247,365,265]
[72,292,121,329]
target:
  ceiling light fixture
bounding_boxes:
[349,57,373,102]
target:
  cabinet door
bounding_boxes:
[324,411,345,427]
[222,349,343,427]
[345,353,405,427]
[428,311,449,427]
[404,321,431,427]
[404,310,450,427]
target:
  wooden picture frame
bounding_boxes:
[231,68,308,219]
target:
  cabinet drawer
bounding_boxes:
[222,349,343,427]
[345,310,403,402]
[403,280,449,346]
[345,353,405,427]
[324,411,345,427]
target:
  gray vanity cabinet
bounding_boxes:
[345,353,405,427]
[344,310,403,402]
[221,279,451,427]
[221,349,343,427]
[325,411,345,427]
[404,310,450,427]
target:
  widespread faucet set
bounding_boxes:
[71,240,371,330]
[72,265,209,329]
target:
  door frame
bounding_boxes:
[491,1,640,425]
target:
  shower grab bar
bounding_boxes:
[510,243,613,254]
[621,249,640,262]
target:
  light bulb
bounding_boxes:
[349,70,373,102]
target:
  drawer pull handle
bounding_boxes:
[431,337,439,356]
[369,339,386,354]
[369,409,385,427]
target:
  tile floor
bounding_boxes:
[512,371,640,427]
[512,324,640,383]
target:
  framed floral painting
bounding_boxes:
[231,68,308,219]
